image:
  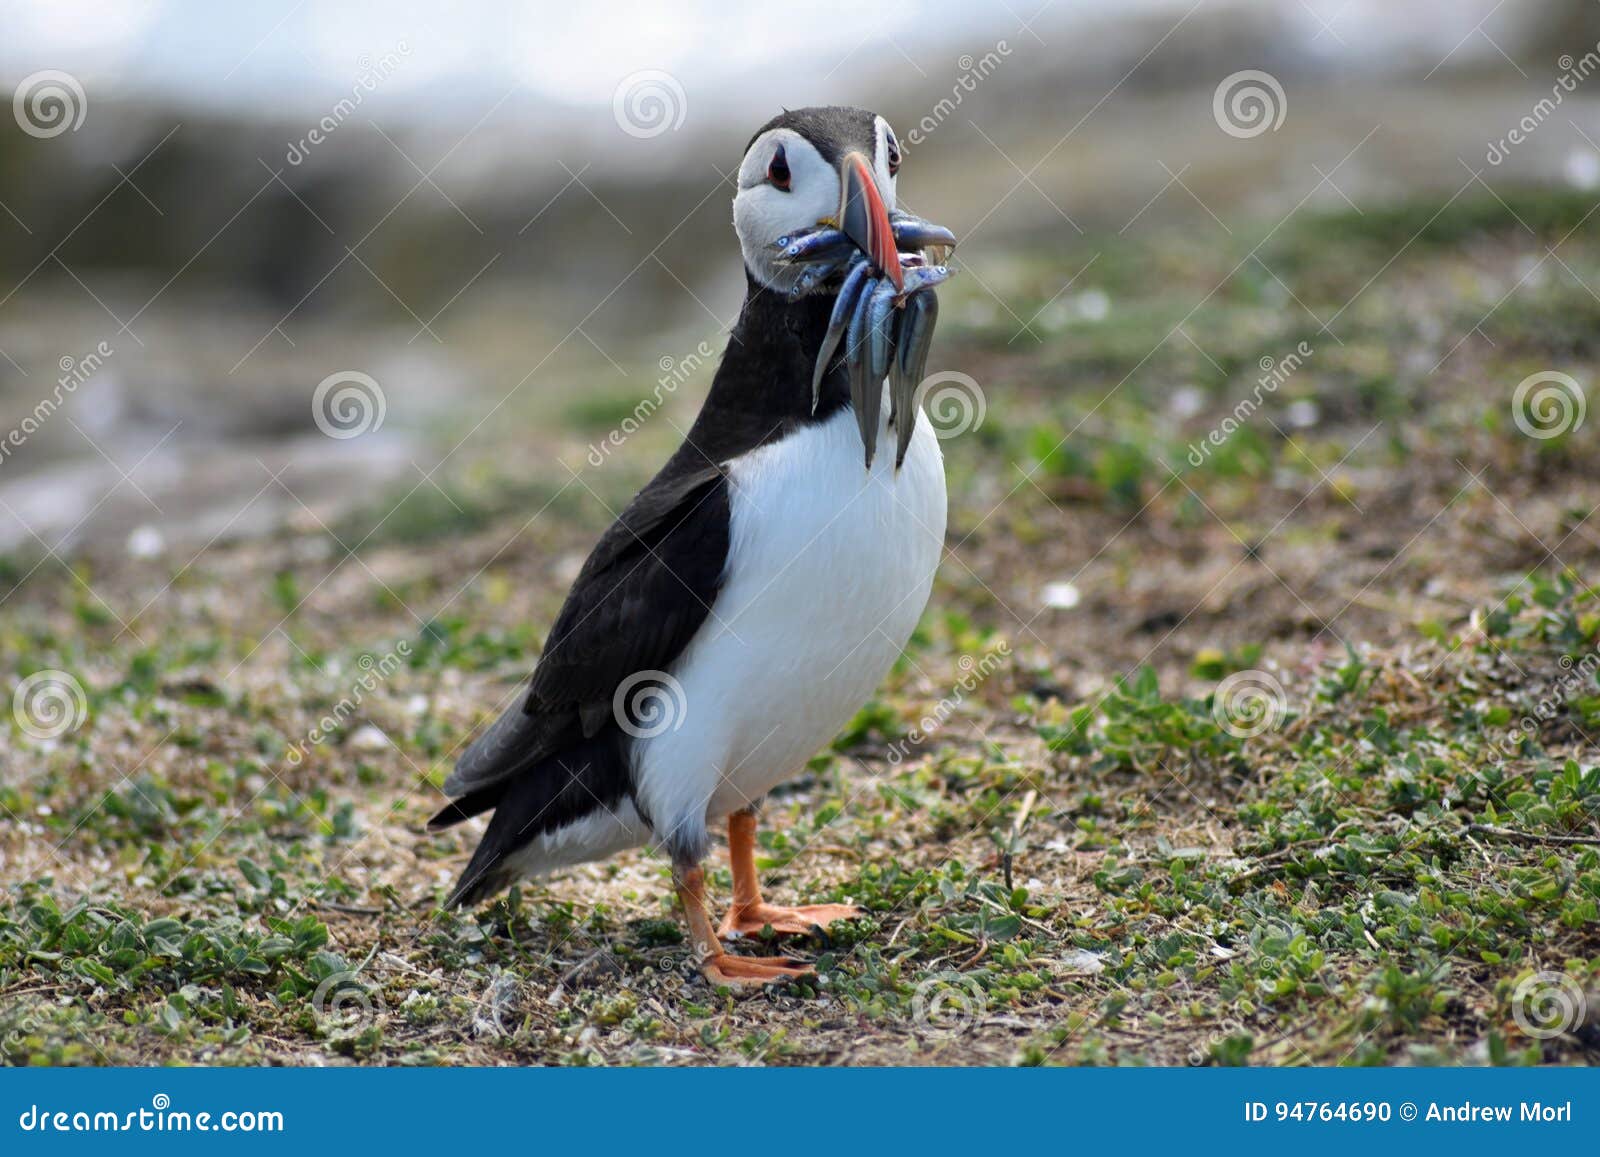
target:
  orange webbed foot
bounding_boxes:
[700,951,815,990]
[718,901,864,939]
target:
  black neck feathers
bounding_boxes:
[674,274,849,467]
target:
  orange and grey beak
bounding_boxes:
[838,151,903,293]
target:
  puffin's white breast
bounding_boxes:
[632,394,946,837]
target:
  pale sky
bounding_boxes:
[0,0,1522,121]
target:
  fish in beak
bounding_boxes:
[837,151,904,293]
[776,153,957,469]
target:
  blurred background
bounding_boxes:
[2,0,1597,559]
[10,0,1600,1068]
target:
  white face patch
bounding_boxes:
[731,118,906,293]
[873,115,900,211]
[733,129,840,292]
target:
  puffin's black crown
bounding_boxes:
[746,106,879,166]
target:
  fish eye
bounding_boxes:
[767,144,791,191]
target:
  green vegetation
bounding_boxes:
[3,187,1599,1065]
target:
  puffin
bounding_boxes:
[429,106,959,988]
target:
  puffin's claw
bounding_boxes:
[719,902,864,939]
[700,953,814,990]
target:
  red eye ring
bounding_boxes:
[767,144,791,191]
[886,135,901,177]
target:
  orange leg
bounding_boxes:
[675,864,813,990]
[717,810,863,939]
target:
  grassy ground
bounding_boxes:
[4,187,1600,1066]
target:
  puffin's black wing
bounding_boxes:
[428,460,730,826]
[429,277,830,861]
[526,466,729,714]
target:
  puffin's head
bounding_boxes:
[733,106,903,296]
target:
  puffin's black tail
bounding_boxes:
[426,784,504,831]
[443,832,518,910]
[434,731,633,909]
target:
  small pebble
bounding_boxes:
[1042,581,1080,609]
[348,725,392,752]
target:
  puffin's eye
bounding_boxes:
[886,134,901,177]
[766,145,791,191]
